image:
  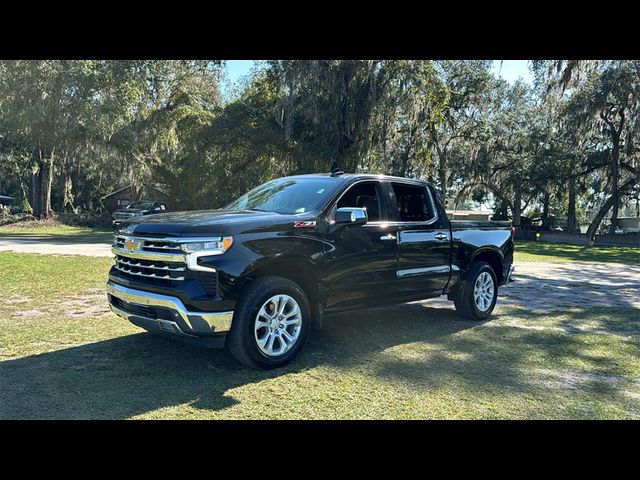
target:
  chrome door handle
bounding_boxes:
[380,233,397,241]
[434,232,449,241]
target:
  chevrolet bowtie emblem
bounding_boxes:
[124,238,141,252]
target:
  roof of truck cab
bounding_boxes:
[282,173,432,184]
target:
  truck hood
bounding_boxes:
[120,209,307,237]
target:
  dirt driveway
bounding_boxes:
[426,262,640,311]
[0,239,112,257]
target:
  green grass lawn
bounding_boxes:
[0,225,113,244]
[515,241,639,265]
[1,251,638,419]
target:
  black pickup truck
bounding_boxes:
[111,201,168,230]
[107,172,515,369]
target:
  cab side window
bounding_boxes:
[391,183,435,222]
[336,182,382,222]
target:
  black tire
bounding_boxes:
[453,261,498,321]
[226,276,311,369]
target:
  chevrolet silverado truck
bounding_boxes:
[107,172,515,369]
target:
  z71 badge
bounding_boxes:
[294,220,317,228]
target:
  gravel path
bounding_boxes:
[426,262,640,311]
[0,239,112,257]
[1,238,637,310]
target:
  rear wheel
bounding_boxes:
[226,276,311,369]
[453,261,498,320]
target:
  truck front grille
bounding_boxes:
[114,236,183,254]
[114,212,137,220]
[113,254,186,286]
[111,235,220,293]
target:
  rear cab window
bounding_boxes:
[390,182,436,223]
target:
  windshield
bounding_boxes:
[226,178,338,214]
[127,201,154,210]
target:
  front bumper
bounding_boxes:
[107,281,233,348]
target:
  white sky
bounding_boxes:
[491,60,533,84]
[225,60,533,85]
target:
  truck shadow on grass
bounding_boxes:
[0,306,480,419]
[1,304,637,419]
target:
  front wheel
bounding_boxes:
[453,261,498,320]
[226,276,311,369]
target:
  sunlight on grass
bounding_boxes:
[515,241,639,264]
[1,251,638,419]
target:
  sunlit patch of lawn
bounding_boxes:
[515,241,639,264]
[1,252,638,419]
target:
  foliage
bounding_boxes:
[1,60,638,236]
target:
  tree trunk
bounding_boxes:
[609,151,620,235]
[586,177,636,243]
[541,190,550,229]
[62,175,74,212]
[31,164,41,217]
[512,188,522,227]
[31,151,55,219]
[430,125,447,200]
[601,109,624,235]
[438,157,447,202]
[608,132,620,234]
[566,173,577,234]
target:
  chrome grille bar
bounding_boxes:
[114,235,183,253]
[115,257,186,272]
[143,243,182,251]
[111,235,222,273]
[113,264,185,281]
[111,246,185,262]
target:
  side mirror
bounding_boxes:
[335,207,368,226]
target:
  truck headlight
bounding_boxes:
[181,237,233,255]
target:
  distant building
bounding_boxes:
[616,217,640,233]
[0,195,14,205]
[446,209,493,221]
[100,184,178,212]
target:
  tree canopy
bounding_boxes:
[1,59,638,237]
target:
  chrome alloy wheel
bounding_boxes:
[474,271,495,312]
[254,294,302,357]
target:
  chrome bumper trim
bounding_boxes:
[396,265,450,278]
[106,281,233,334]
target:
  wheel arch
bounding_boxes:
[240,255,322,327]
[470,248,504,284]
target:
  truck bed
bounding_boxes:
[450,219,511,229]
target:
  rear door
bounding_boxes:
[322,180,401,311]
[390,181,451,297]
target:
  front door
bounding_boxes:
[322,181,400,311]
